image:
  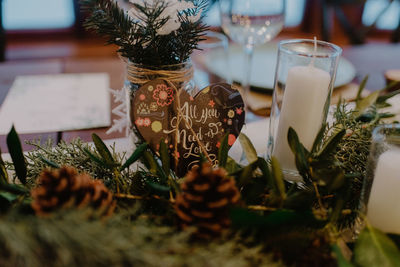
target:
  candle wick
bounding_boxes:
[310,36,317,67]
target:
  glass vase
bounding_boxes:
[362,124,400,234]
[267,39,342,182]
[124,60,196,153]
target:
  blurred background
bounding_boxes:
[0,0,400,151]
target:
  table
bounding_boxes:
[0,58,126,153]
[0,43,399,153]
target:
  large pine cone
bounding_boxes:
[175,162,240,239]
[31,166,116,217]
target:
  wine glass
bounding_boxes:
[219,0,285,114]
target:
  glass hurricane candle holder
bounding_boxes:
[267,39,342,182]
[362,124,400,234]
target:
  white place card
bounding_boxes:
[0,73,111,134]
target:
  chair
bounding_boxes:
[73,0,85,38]
[304,0,400,44]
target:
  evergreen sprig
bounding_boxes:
[80,0,208,67]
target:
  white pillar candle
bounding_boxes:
[272,65,331,179]
[367,148,400,234]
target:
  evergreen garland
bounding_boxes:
[80,0,208,67]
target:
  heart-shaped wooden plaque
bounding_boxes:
[131,79,245,176]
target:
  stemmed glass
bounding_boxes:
[219,0,285,112]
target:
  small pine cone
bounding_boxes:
[175,162,240,239]
[31,166,116,217]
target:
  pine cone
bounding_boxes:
[175,162,240,239]
[31,166,116,217]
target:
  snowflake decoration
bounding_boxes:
[106,86,130,135]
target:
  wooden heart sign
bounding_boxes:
[131,79,245,176]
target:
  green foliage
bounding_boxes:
[239,133,258,164]
[2,76,400,266]
[217,132,230,168]
[331,77,400,228]
[120,142,147,171]
[80,0,208,66]
[354,225,400,267]
[0,210,281,267]
[6,126,27,184]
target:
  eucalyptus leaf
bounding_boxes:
[356,75,369,102]
[354,226,400,267]
[287,127,309,177]
[355,91,380,118]
[311,123,327,154]
[39,155,60,169]
[331,244,354,267]
[316,128,346,159]
[377,88,400,104]
[236,161,258,188]
[83,148,109,168]
[142,151,167,183]
[225,156,241,174]
[120,143,148,171]
[270,157,286,200]
[6,126,27,185]
[257,157,272,188]
[239,133,258,164]
[217,132,230,168]
[142,151,158,175]
[92,133,116,166]
[0,192,19,203]
[0,183,28,195]
[146,181,170,194]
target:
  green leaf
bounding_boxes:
[217,132,230,168]
[159,139,170,177]
[377,88,400,104]
[142,151,167,183]
[120,143,148,171]
[355,226,400,267]
[6,126,27,185]
[257,157,272,188]
[316,128,346,159]
[239,133,258,164]
[331,244,354,267]
[231,208,323,229]
[0,149,8,184]
[287,127,309,176]
[146,181,170,194]
[38,155,60,169]
[0,183,28,195]
[270,157,286,200]
[356,75,369,102]
[142,151,158,175]
[225,156,241,174]
[236,159,260,188]
[355,91,380,118]
[311,123,327,154]
[83,148,109,168]
[0,192,19,202]
[92,133,115,166]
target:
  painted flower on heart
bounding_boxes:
[227,109,235,118]
[208,100,216,108]
[236,107,243,115]
[153,84,174,107]
[135,117,144,127]
[143,118,151,127]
